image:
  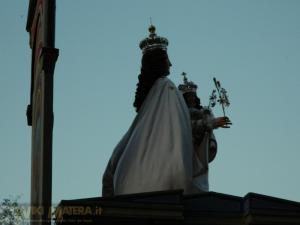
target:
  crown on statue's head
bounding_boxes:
[139,25,169,54]
[178,72,198,94]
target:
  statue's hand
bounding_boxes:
[214,117,232,128]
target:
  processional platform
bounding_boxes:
[55,190,300,225]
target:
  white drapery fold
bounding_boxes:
[102,77,210,196]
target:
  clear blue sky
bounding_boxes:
[1,0,300,204]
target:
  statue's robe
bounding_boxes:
[189,107,218,191]
[102,77,217,197]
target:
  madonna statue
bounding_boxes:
[101,26,228,197]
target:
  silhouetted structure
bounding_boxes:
[26,0,59,224]
[55,190,300,224]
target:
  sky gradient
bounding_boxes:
[1,0,300,204]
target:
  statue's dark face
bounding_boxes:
[141,49,171,76]
[165,57,172,75]
[183,92,198,108]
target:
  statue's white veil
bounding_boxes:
[103,77,202,196]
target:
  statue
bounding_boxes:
[178,72,231,191]
[101,25,230,197]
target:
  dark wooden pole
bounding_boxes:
[26,1,59,224]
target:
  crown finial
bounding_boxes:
[148,25,156,35]
[149,17,155,34]
[148,25,156,38]
[181,72,188,84]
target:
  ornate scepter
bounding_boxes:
[209,77,230,117]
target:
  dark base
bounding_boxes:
[55,190,300,225]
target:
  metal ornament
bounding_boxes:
[209,77,230,117]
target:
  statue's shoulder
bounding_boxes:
[156,76,171,84]
[157,76,177,89]
[189,107,200,113]
[189,106,214,120]
[201,106,214,116]
[189,107,202,120]
[202,106,211,112]
[161,76,173,84]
